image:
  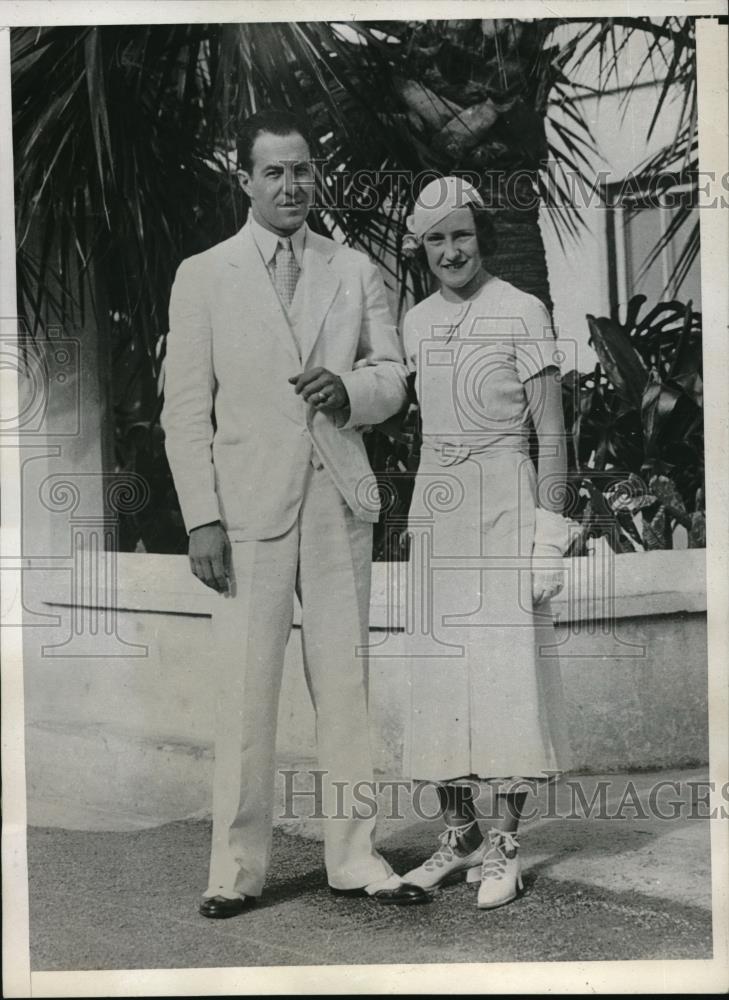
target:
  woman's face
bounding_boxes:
[422,207,484,292]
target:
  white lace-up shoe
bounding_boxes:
[403,822,486,891]
[476,828,523,909]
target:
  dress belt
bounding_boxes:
[420,438,530,467]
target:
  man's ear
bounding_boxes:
[237,170,252,198]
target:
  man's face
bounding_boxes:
[240,130,314,236]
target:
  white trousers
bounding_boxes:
[205,464,392,897]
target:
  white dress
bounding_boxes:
[402,274,572,784]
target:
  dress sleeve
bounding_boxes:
[512,294,560,383]
[402,310,418,374]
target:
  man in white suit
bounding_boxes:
[162,110,427,917]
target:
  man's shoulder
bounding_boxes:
[176,230,242,276]
[306,229,373,270]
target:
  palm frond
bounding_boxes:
[13,15,700,453]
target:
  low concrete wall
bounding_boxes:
[21,548,708,829]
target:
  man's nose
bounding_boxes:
[282,170,297,199]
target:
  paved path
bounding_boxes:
[27,769,714,970]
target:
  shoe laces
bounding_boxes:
[480,828,520,882]
[423,820,477,871]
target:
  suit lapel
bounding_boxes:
[296,232,341,366]
[224,224,302,365]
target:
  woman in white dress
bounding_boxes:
[400,177,573,909]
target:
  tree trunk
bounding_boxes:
[488,191,553,313]
[401,19,555,313]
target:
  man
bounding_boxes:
[162,109,428,917]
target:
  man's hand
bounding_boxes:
[288,367,349,412]
[189,522,231,595]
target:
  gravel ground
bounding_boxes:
[28,813,712,970]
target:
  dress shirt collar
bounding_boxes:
[249,215,306,267]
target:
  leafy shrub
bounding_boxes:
[561,295,704,554]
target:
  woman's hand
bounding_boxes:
[531,544,565,605]
[531,507,571,606]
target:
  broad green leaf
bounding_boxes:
[587,312,648,409]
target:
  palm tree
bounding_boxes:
[11,17,699,551]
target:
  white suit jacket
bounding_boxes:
[162,222,407,540]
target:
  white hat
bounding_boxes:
[406,176,484,240]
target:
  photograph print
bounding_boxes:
[4,4,728,992]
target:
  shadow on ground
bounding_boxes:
[28,816,712,971]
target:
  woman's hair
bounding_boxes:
[404,202,497,267]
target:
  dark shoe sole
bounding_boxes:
[330,886,432,905]
[199,898,256,919]
[374,893,432,906]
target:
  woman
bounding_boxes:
[400,176,573,909]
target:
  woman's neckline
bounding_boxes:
[438,269,495,305]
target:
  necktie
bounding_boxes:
[273,237,300,309]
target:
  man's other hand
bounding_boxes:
[189,522,231,595]
[288,367,349,412]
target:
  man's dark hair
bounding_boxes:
[237,109,313,173]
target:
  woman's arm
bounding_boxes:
[523,366,567,514]
[524,366,569,605]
